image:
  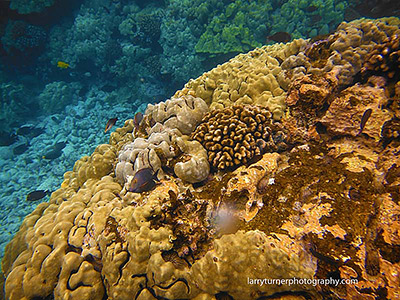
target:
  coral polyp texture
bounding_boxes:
[361,33,400,79]
[282,17,400,86]
[191,105,288,170]
[175,39,307,120]
[3,18,400,300]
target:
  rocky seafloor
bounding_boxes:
[1,17,400,300]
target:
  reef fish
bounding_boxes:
[267,31,292,43]
[13,142,29,155]
[104,117,118,133]
[26,190,51,201]
[128,168,159,193]
[42,141,66,160]
[305,5,318,12]
[358,108,372,135]
[17,125,44,138]
[133,112,143,130]
[57,61,69,69]
[309,14,322,23]
[0,130,17,146]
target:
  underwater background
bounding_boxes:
[0,0,400,299]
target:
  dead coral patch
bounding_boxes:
[148,189,213,259]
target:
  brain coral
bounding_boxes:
[192,105,288,170]
[116,95,210,184]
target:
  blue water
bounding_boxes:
[0,0,398,274]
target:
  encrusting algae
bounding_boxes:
[2,18,400,300]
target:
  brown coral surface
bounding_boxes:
[361,33,400,79]
[191,105,288,170]
[2,17,400,300]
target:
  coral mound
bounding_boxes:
[192,105,287,170]
[3,17,400,300]
[175,40,307,120]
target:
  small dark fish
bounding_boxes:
[358,108,372,135]
[0,130,17,146]
[26,190,51,201]
[133,112,143,130]
[257,174,272,194]
[16,125,32,136]
[161,250,188,269]
[310,14,322,23]
[129,168,160,193]
[105,118,118,133]
[267,31,292,43]
[53,141,67,151]
[17,125,44,138]
[42,141,66,160]
[13,142,29,155]
[305,5,318,12]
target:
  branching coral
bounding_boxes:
[192,105,288,170]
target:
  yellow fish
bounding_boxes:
[57,61,69,69]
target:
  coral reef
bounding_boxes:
[37,81,82,114]
[44,2,123,72]
[61,144,117,189]
[116,95,210,185]
[270,0,347,38]
[282,18,400,86]
[3,17,400,300]
[194,1,272,55]
[319,84,393,140]
[175,39,307,120]
[192,105,288,170]
[1,20,47,63]
[286,72,338,119]
[361,33,400,79]
[145,95,209,135]
[0,81,38,131]
[9,0,55,14]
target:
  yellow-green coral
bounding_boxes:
[176,39,306,120]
